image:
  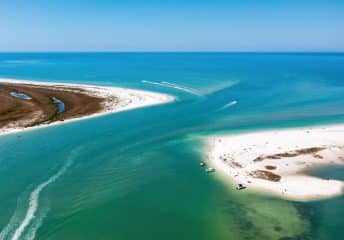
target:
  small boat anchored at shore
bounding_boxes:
[200,161,206,167]
[236,183,247,190]
[205,167,215,173]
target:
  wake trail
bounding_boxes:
[23,208,47,240]
[10,157,72,240]
[160,81,200,94]
[141,80,201,95]
[0,149,79,240]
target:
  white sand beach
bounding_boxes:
[0,78,175,136]
[206,124,344,201]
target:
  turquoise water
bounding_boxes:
[0,53,343,239]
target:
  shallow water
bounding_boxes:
[0,53,343,240]
[52,97,65,113]
[10,92,31,100]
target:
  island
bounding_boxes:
[0,79,174,135]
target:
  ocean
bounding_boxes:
[0,52,343,240]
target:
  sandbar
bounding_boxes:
[206,124,344,201]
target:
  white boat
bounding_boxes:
[205,167,215,173]
[236,183,247,190]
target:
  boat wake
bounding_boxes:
[0,149,80,240]
[21,208,48,240]
[142,80,201,95]
[160,81,200,95]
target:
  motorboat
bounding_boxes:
[236,183,247,190]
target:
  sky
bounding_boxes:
[0,0,343,52]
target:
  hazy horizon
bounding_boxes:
[1,1,344,52]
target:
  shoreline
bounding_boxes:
[0,78,175,136]
[205,124,344,201]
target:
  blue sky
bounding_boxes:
[0,0,343,52]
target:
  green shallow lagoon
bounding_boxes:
[0,53,343,239]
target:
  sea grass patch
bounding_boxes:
[249,170,282,182]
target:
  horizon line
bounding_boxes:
[1,51,344,54]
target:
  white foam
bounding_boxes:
[0,194,27,240]
[142,80,201,95]
[23,209,47,240]
[7,150,78,240]
[160,81,200,94]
